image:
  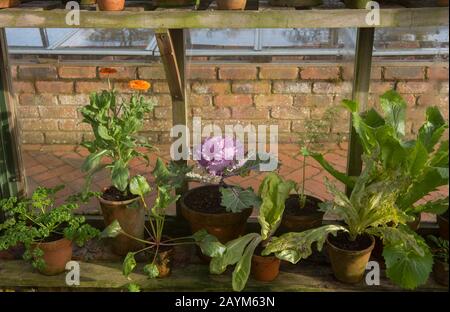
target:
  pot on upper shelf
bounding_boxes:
[97,0,125,10]
[31,237,73,275]
[327,232,375,283]
[437,211,449,240]
[0,0,20,9]
[99,186,145,256]
[279,194,324,234]
[180,185,253,244]
[268,0,322,8]
[216,0,247,10]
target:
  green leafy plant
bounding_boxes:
[101,163,226,280]
[263,157,433,290]
[209,173,296,291]
[0,186,99,271]
[80,78,155,199]
[427,235,449,264]
[308,90,449,218]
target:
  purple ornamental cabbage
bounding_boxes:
[194,136,244,176]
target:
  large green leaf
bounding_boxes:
[382,229,433,290]
[262,225,347,264]
[380,90,407,138]
[192,229,226,258]
[418,106,448,152]
[100,220,122,238]
[97,124,113,141]
[111,160,130,192]
[123,252,137,277]
[220,186,261,213]
[408,197,449,216]
[406,140,429,177]
[232,236,262,292]
[151,185,179,217]
[210,233,260,275]
[129,175,151,198]
[81,149,108,172]
[309,152,356,188]
[258,173,296,240]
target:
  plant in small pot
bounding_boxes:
[282,105,344,233]
[97,0,125,11]
[209,173,296,291]
[178,136,272,245]
[0,186,99,275]
[80,73,155,256]
[427,235,449,286]
[101,171,226,280]
[264,157,434,289]
[216,0,247,10]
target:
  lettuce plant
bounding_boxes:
[263,157,433,290]
[209,173,296,291]
[0,186,99,271]
[308,90,449,218]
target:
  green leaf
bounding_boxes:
[123,252,137,277]
[192,229,226,258]
[100,220,122,238]
[380,90,407,138]
[97,124,113,141]
[418,106,448,152]
[111,160,129,192]
[143,263,160,279]
[309,152,356,188]
[342,99,358,112]
[210,233,260,275]
[382,231,433,290]
[81,149,108,172]
[152,158,172,185]
[129,175,151,198]
[151,186,179,217]
[232,236,262,292]
[258,173,296,240]
[262,225,347,264]
[406,140,429,177]
[220,186,261,213]
[408,197,448,216]
[127,283,141,292]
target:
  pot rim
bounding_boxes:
[180,184,253,217]
[326,233,375,256]
[98,186,140,206]
[31,237,72,250]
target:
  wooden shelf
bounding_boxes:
[0,0,448,29]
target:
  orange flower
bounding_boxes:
[129,80,151,92]
[99,67,118,75]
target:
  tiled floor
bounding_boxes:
[21,143,446,222]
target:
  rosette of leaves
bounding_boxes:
[262,157,433,290]
[0,186,99,271]
[80,87,155,196]
[307,90,448,219]
[209,173,296,291]
[427,235,449,264]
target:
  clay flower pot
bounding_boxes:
[180,185,253,244]
[327,233,375,284]
[433,259,449,286]
[0,0,20,9]
[437,0,449,6]
[97,0,125,11]
[32,238,73,275]
[437,213,449,240]
[216,0,247,10]
[99,190,145,256]
[251,254,281,282]
[280,194,324,233]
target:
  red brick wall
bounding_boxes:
[10,61,449,145]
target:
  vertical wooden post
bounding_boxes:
[0,29,23,220]
[155,29,188,218]
[346,28,375,194]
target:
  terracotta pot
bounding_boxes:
[437,0,449,7]
[269,0,322,7]
[97,0,125,11]
[251,254,281,282]
[155,0,195,7]
[327,234,375,284]
[180,185,253,244]
[344,0,370,8]
[433,259,449,286]
[437,214,449,240]
[280,194,324,233]
[99,191,145,256]
[152,247,174,278]
[0,0,20,9]
[216,0,247,10]
[32,238,73,275]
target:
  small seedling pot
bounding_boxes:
[99,189,145,256]
[437,212,449,240]
[327,233,375,284]
[32,238,73,275]
[280,194,324,233]
[97,0,125,11]
[216,0,247,10]
[433,259,449,286]
[251,254,281,282]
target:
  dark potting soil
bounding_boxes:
[102,186,137,202]
[184,186,228,214]
[41,233,64,243]
[285,195,322,217]
[328,231,372,251]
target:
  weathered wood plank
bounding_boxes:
[0,7,448,28]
